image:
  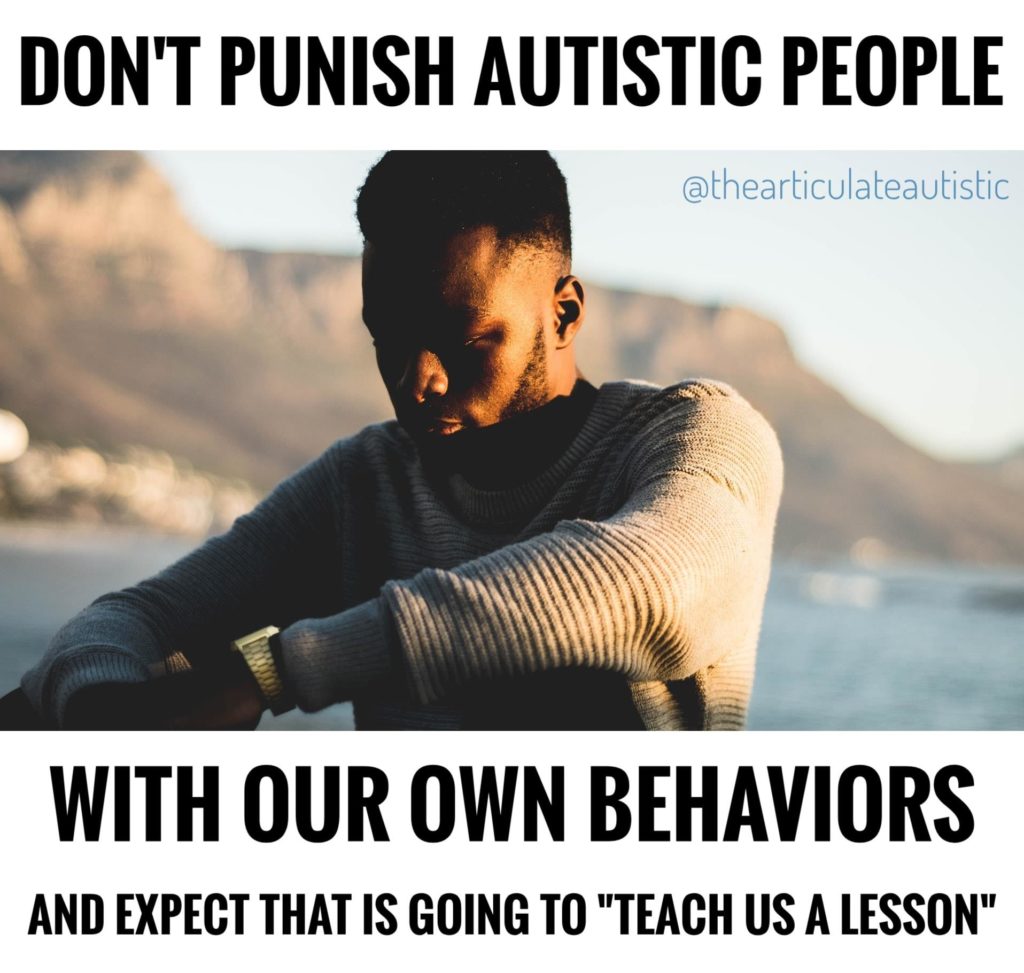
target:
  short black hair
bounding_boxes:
[356,150,571,258]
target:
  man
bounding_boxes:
[14,151,783,730]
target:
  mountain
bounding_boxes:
[1,150,1022,565]
[972,445,1024,493]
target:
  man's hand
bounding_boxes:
[62,653,266,730]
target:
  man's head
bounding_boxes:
[356,151,585,447]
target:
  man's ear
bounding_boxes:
[554,275,586,348]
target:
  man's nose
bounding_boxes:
[400,348,449,402]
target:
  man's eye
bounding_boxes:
[464,330,499,348]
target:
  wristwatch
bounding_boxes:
[231,625,293,715]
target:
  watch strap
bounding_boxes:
[231,625,293,715]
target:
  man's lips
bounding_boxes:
[402,413,465,437]
[422,419,464,436]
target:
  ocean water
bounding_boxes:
[1,525,1021,730]
[750,562,1023,729]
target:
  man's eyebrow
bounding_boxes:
[447,303,495,324]
[465,316,506,334]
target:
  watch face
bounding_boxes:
[232,625,280,653]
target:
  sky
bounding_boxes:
[148,150,1023,461]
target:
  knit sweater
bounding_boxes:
[22,379,783,730]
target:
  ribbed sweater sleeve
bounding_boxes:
[21,446,346,726]
[281,384,783,711]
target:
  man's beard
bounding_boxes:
[499,325,550,421]
[415,325,552,478]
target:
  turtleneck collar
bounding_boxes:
[418,379,599,491]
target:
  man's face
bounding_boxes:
[362,226,567,445]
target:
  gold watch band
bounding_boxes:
[231,625,288,713]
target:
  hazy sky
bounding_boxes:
[148,150,1023,461]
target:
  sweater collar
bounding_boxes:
[434,381,640,525]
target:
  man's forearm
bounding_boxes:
[21,445,346,727]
